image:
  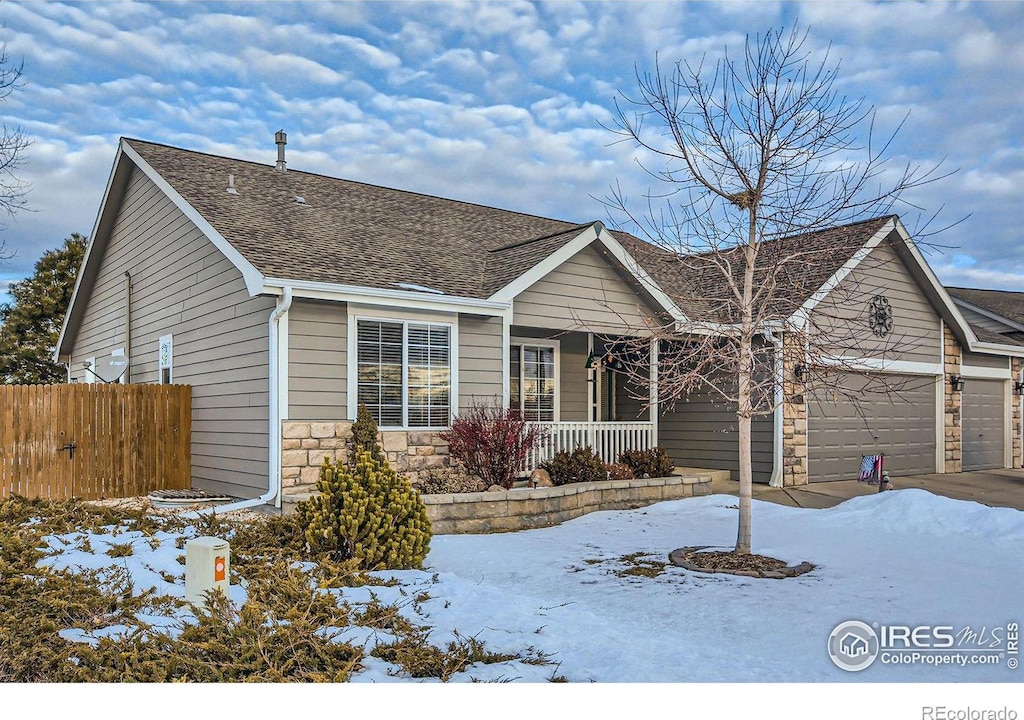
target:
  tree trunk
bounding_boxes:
[736,411,752,554]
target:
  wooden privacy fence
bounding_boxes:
[0,384,191,501]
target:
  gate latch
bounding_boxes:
[58,442,77,460]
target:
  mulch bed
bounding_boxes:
[668,546,815,579]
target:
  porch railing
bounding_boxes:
[525,421,655,470]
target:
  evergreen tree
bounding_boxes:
[0,234,86,384]
[347,402,385,464]
[297,452,432,571]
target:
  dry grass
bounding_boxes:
[0,495,552,682]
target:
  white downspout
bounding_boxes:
[764,329,784,488]
[199,287,293,516]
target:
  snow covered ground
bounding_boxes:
[23,489,1024,712]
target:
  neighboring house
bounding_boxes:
[54,137,1024,506]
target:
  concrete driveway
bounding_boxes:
[709,468,1024,511]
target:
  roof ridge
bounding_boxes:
[947,286,1024,296]
[123,136,580,227]
[488,223,593,253]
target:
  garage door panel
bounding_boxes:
[963,379,1004,472]
[808,373,937,482]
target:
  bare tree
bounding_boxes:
[604,27,946,554]
[0,34,29,259]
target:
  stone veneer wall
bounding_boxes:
[781,334,808,486]
[281,421,451,492]
[1013,357,1023,470]
[943,326,962,473]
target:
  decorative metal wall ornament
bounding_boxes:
[868,295,894,338]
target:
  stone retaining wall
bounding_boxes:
[281,421,450,492]
[421,472,718,534]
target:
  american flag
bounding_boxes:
[858,454,883,482]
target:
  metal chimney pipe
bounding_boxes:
[275,130,287,172]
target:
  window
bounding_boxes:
[356,319,451,428]
[509,341,557,421]
[158,334,173,384]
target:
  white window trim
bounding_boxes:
[510,337,560,422]
[348,313,459,430]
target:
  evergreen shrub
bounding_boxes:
[619,447,675,478]
[540,446,608,486]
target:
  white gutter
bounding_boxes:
[263,277,510,316]
[763,329,784,488]
[197,287,293,516]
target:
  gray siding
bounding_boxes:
[459,314,504,411]
[659,389,775,482]
[962,351,1009,371]
[616,374,650,422]
[559,332,588,421]
[513,244,659,334]
[813,236,941,363]
[288,299,347,421]
[69,166,275,499]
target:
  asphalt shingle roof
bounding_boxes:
[616,217,896,323]
[946,287,1024,329]
[127,138,588,300]
[127,139,1015,346]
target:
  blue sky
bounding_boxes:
[1,0,1023,303]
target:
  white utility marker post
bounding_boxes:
[185,536,230,606]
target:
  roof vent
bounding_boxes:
[294,195,306,205]
[226,174,239,195]
[393,282,444,295]
[275,130,287,172]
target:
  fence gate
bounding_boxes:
[0,384,191,500]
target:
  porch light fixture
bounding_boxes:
[949,374,965,392]
[1014,379,1024,396]
[793,363,806,382]
[586,350,626,373]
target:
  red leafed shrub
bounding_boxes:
[440,404,547,489]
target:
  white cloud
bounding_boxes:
[333,34,402,71]
[0,0,1021,295]
[959,169,1024,198]
[241,49,348,86]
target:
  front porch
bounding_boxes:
[511,327,658,469]
[525,420,656,469]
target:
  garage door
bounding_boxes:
[808,373,937,482]
[963,379,1005,471]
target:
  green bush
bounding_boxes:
[348,402,385,464]
[619,447,675,478]
[540,446,608,486]
[297,452,432,571]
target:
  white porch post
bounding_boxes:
[650,338,659,447]
[588,332,597,421]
